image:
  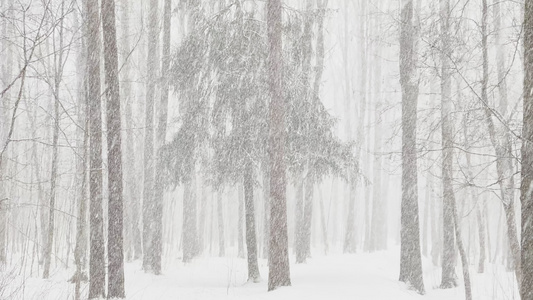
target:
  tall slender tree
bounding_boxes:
[398,0,424,294]
[521,1,533,298]
[142,0,159,271]
[152,0,172,274]
[267,0,291,291]
[85,0,105,296]
[43,0,65,279]
[439,0,457,289]
[102,0,125,296]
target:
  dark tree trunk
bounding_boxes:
[244,163,260,281]
[521,3,533,296]
[267,0,291,291]
[102,0,125,296]
[398,0,425,294]
[85,0,105,296]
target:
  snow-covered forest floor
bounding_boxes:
[2,246,518,300]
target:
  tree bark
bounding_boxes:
[217,191,225,257]
[439,0,457,289]
[85,0,105,296]
[142,0,159,271]
[369,27,386,252]
[238,182,245,258]
[521,3,533,298]
[398,0,425,294]
[244,163,260,282]
[43,1,65,278]
[267,0,291,291]
[182,179,198,263]
[151,0,172,274]
[102,0,125,296]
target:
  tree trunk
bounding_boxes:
[85,0,105,296]
[72,5,89,296]
[119,0,141,262]
[262,166,269,259]
[267,0,291,291]
[369,30,386,252]
[217,191,225,257]
[521,3,533,298]
[142,0,159,271]
[302,172,314,260]
[439,0,457,289]
[238,182,245,258]
[398,0,425,294]
[182,178,198,263]
[453,197,472,300]
[342,0,356,254]
[295,175,305,262]
[151,0,172,274]
[102,0,125,296]
[244,163,260,282]
[43,1,65,277]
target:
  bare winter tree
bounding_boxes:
[521,1,533,298]
[142,0,159,271]
[152,0,172,275]
[439,0,457,289]
[267,0,291,291]
[85,0,105,296]
[101,0,125,296]
[398,0,424,294]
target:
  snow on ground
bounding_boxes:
[1,247,519,299]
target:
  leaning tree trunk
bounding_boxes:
[101,0,125,296]
[85,0,105,297]
[267,0,291,291]
[521,1,533,299]
[398,0,425,294]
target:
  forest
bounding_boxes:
[1,0,533,299]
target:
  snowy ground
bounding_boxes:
[2,247,519,300]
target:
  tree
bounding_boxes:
[43,0,66,279]
[102,0,125,296]
[142,0,159,271]
[119,0,142,262]
[521,1,533,298]
[152,0,172,274]
[398,0,425,294]
[267,0,291,291]
[85,0,105,296]
[439,0,457,289]
[481,0,521,286]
